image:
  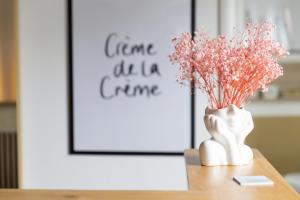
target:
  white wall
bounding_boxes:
[195,0,218,147]
[18,0,217,189]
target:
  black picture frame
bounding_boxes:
[67,0,196,155]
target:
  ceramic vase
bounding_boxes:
[199,105,254,166]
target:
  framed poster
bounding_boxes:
[68,0,195,155]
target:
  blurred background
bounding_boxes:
[0,0,299,193]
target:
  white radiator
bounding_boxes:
[0,131,18,188]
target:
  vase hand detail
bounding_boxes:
[204,115,235,147]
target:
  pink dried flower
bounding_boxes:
[169,22,287,109]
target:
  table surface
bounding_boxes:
[184,149,300,200]
[0,190,254,200]
[0,149,299,200]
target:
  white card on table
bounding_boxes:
[233,176,274,186]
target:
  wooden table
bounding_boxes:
[0,149,299,200]
[0,190,237,200]
[184,149,300,199]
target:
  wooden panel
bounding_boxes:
[184,149,299,199]
[0,132,18,188]
[247,117,300,175]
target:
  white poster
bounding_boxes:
[69,0,193,154]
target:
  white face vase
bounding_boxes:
[200,104,254,166]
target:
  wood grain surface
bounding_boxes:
[0,149,299,200]
[184,149,299,199]
[0,190,227,200]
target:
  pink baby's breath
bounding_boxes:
[169,22,287,109]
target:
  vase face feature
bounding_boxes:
[199,105,254,166]
[205,105,253,137]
